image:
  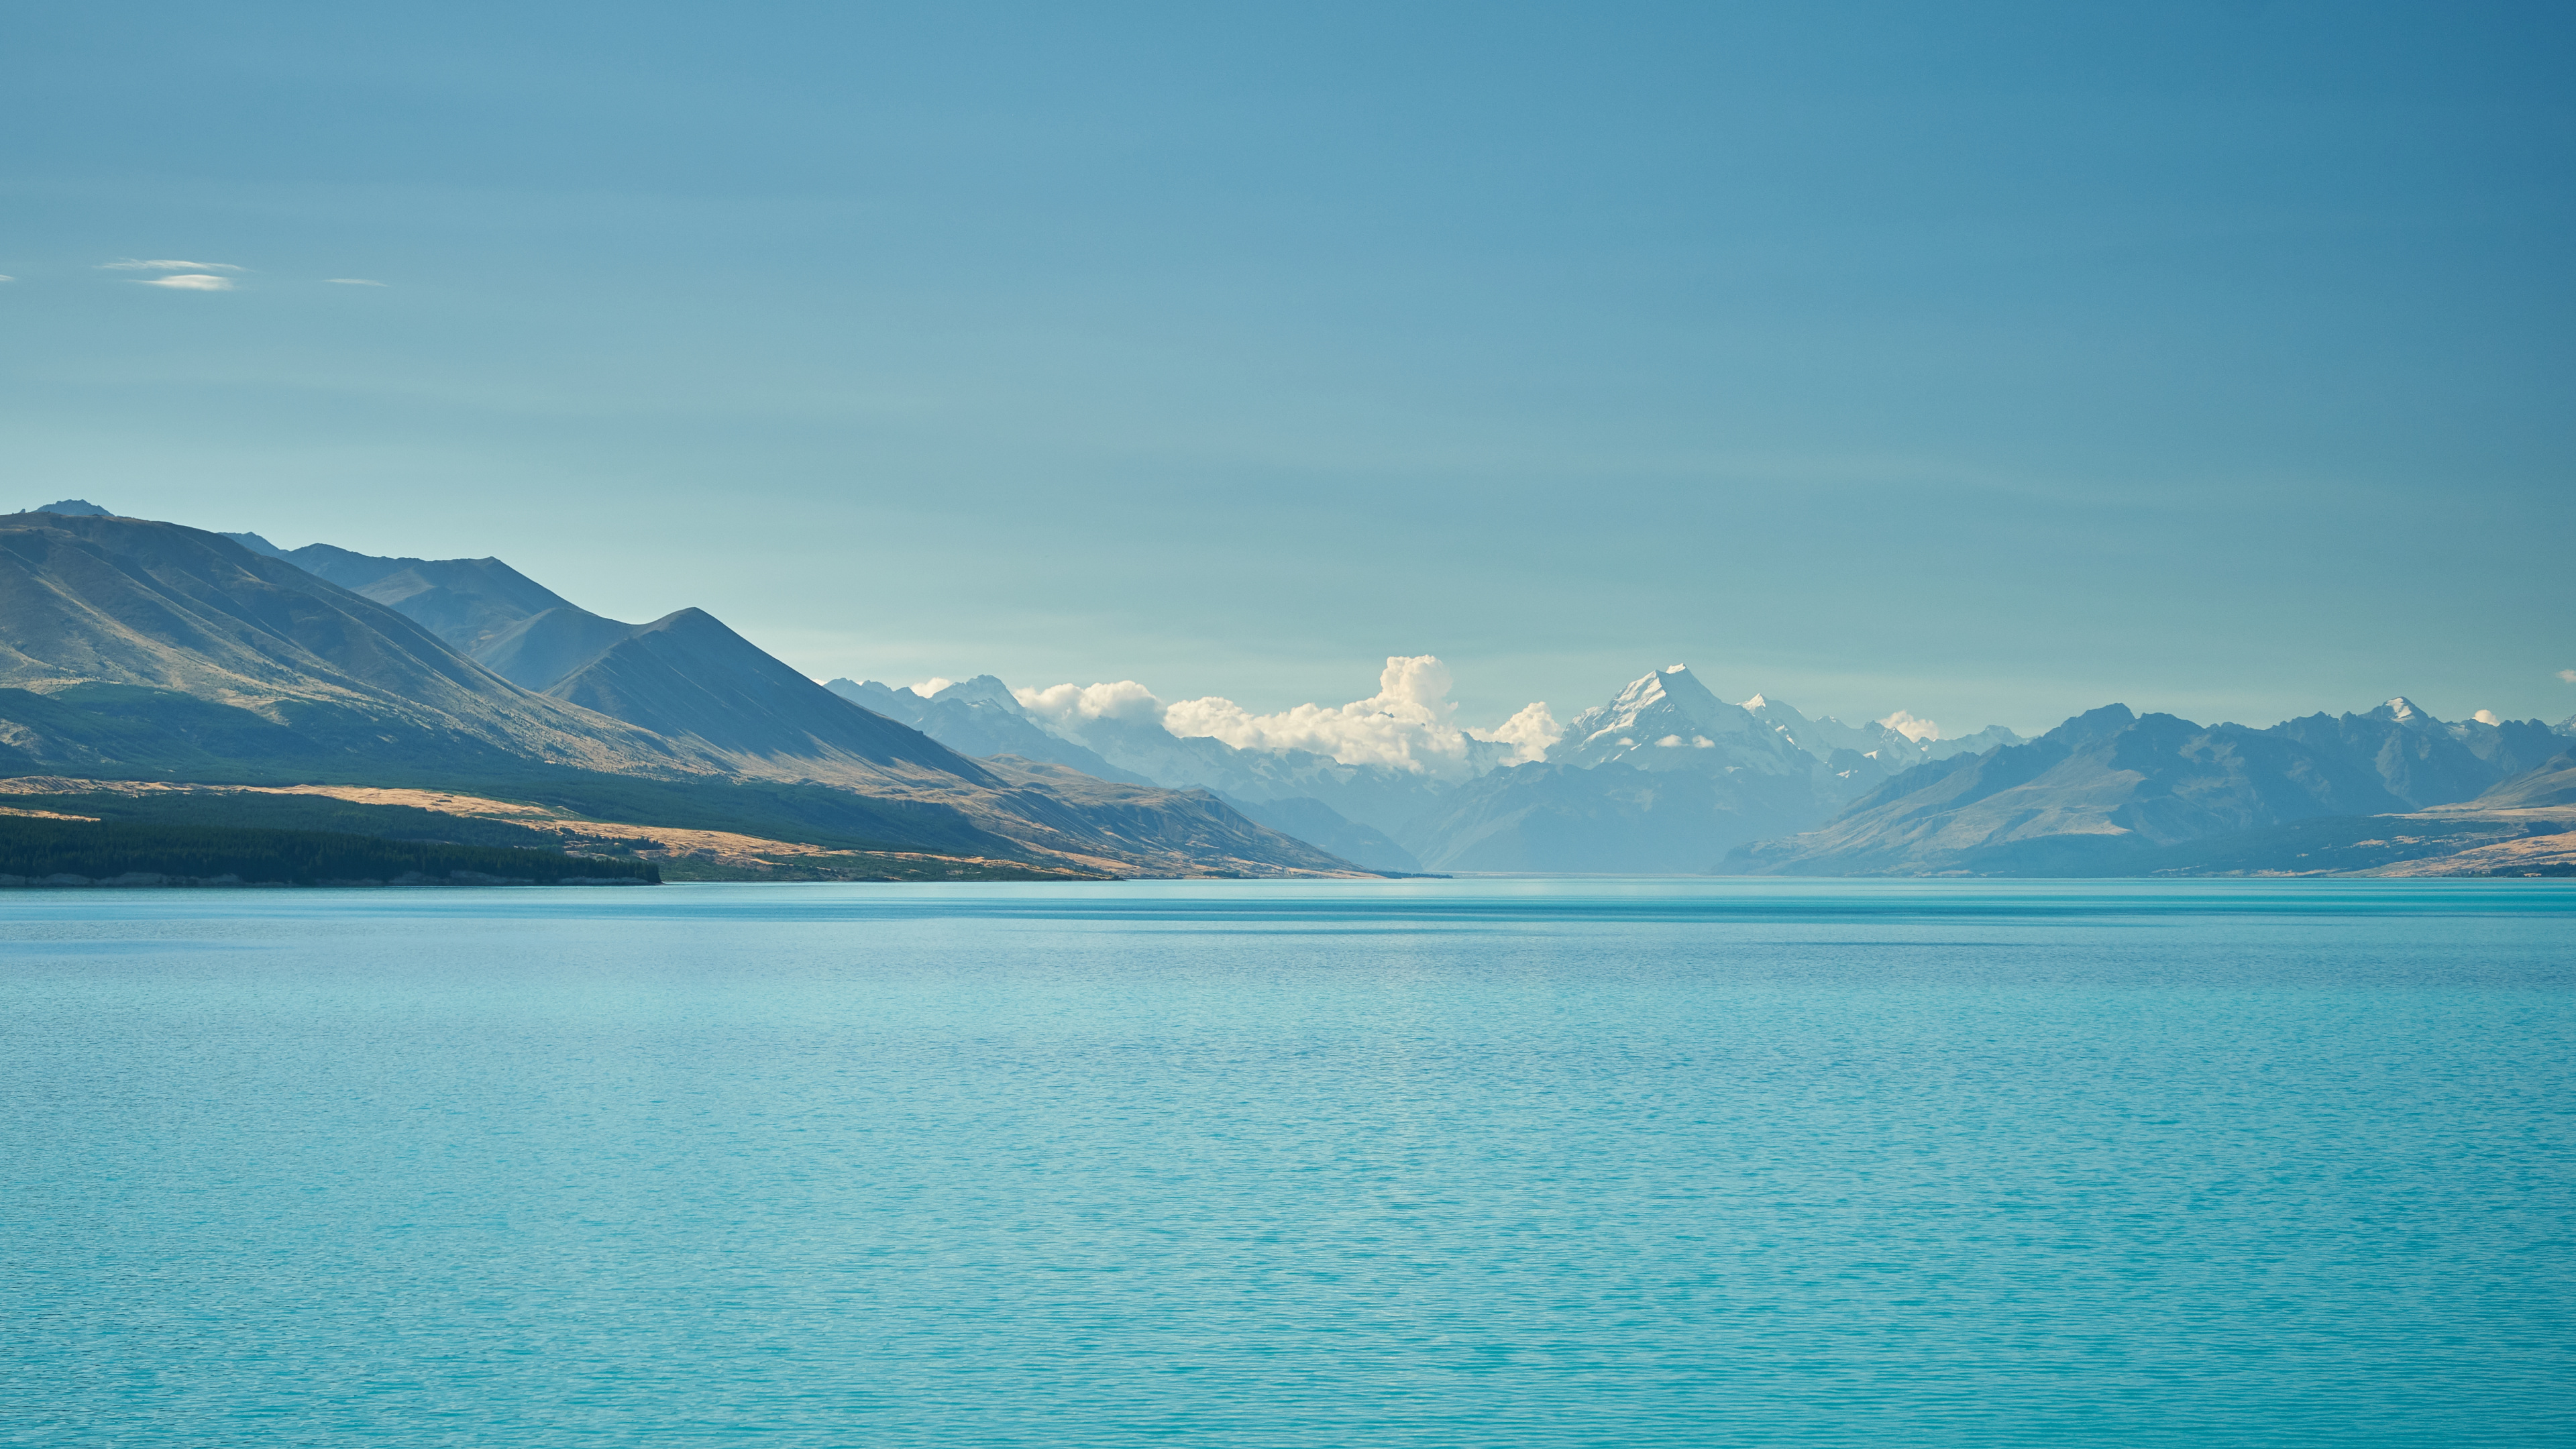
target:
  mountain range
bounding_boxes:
[1727,700,2573,876]
[14,499,2573,881]
[3,508,1361,878]
[833,666,2573,879]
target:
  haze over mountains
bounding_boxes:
[13,499,2574,879]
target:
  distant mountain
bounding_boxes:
[2272,697,2561,808]
[1743,694,2021,776]
[547,609,970,778]
[0,513,1369,879]
[38,500,115,518]
[277,544,578,657]
[1026,708,1458,838]
[1217,794,1423,874]
[1377,666,2027,873]
[832,675,1425,869]
[1395,759,1822,873]
[2463,747,2576,810]
[853,661,2037,874]
[830,676,1155,785]
[1727,698,2562,876]
[1550,667,1813,777]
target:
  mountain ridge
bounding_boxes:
[0,512,1369,879]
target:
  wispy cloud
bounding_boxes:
[138,274,234,291]
[2560,669,2576,684]
[0,275,13,283]
[327,278,387,286]
[101,258,244,272]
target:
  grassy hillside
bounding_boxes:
[0,816,657,886]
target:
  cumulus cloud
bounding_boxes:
[1024,656,1558,775]
[2473,709,2502,725]
[1474,701,1562,763]
[101,258,243,272]
[2561,669,2576,684]
[136,273,233,290]
[908,677,957,698]
[1016,679,1169,727]
[328,278,387,286]
[1877,709,1941,742]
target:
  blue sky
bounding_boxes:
[5,2,2571,735]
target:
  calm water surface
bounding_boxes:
[3,878,2572,1446]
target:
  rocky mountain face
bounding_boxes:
[0,512,1366,879]
[1727,698,2575,876]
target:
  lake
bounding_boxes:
[4,879,2572,1446]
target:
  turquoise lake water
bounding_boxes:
[3,878,2572,1446]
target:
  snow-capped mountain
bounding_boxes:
[1741,694,2025,782]
[1548,666,1813,776]
[833,657,2033,874]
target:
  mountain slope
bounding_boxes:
[1725,701,2542,876]
[474,606,641,691]
[545,609,975,780]
[1216,794,1424,873]
[1398,759,1823,873]
[2451,748,2576,810]
[1,513,1369,878]
[0,510,688,776]
[1550,666,1814,777]
[830,676,1157,786]
[278,544,577,656]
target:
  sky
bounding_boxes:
[5,1,2572,738]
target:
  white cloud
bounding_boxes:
[1472,701,1562,763]
[1878,709,1941,742]
[2473,709,2502,725]
[906,677,957,698]
[2560,669,2576,684]
[101,258,243,272]
[1023,655,1561,777]
[137,274,233,291]
[1016,679,1168,727]
[0,275,14,282]
[327,278,387,286]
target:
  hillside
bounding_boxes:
[1727,702,2575,877]
[0,512,1371,878]
[1,511,692,777]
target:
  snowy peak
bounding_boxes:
[927,674,1025,712]
[2369,696,2441,729]
[1552,665,1804,774]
